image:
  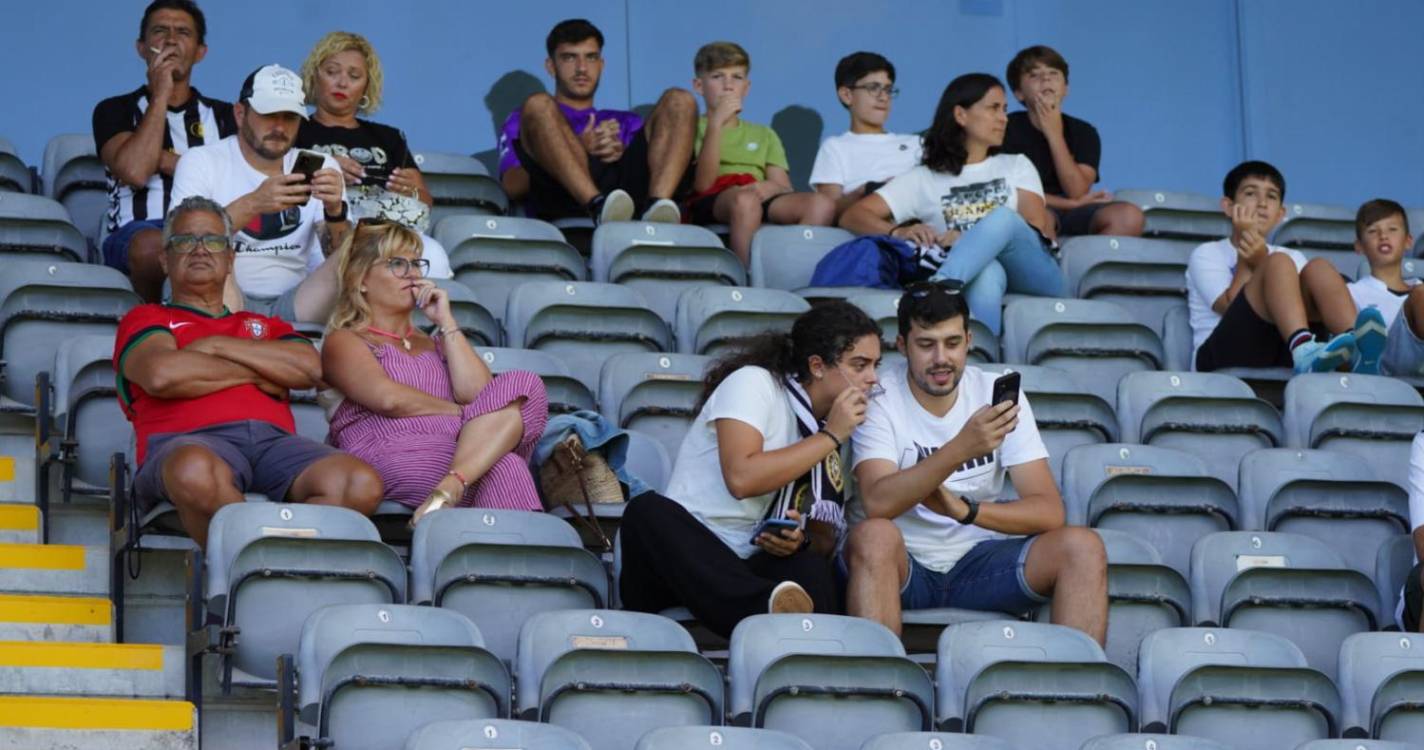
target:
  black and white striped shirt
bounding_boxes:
[91,85,235,234]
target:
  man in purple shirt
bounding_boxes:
[499,18,695,224]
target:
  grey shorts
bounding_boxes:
[134,420,337,511]
[242,285,301,322]
[1381,310,1424,376]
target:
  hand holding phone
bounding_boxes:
[291,150,327,185]
[750,517,799,545]
[991,371,1021,407]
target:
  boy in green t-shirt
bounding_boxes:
[688,41,835,264]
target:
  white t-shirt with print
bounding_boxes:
[171,136,345,298]
[875,154,1043,234]
[1348,274,1418,325]
[664,366,798,559]
[1185,238,1307,359]
[848,362,1049,573]
[809,132,923,194]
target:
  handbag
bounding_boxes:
[538,432,623,551]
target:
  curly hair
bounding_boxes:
[301,31,384,114]
[920,73,1002,176]
[326,221,423,334]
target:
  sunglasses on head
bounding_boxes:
[902,279,965,300]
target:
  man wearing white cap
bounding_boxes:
[171,64,351,322]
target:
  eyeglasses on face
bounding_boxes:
[166,234,229,254]
[385,257,430,278]
[850,83,900,99]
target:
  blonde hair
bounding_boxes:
[326,221,424,334]
[694,41,751,76]
[301,31,384,114]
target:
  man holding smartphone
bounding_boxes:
[841,282,1107,643]
[170,64,351,322]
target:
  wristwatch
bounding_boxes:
[960,497,980,526]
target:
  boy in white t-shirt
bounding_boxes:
[843,282,1107,642]
[1343,199,1424,376]
[809,52,922,220]
[1187,160,1362,373]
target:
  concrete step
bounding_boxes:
[0,642,184,698]
[0,505,38,545]
[0,695,196,749]
[0,594,112,643]
[0,542,105,596]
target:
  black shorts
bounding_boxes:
[514,129,660,221]
[685,188,793,226]
[1405,562,1422,631]
[1195,293,1290,371]
[133,420,338,511]
[1052,202,1109,236]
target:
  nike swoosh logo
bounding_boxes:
[168,322,194,330]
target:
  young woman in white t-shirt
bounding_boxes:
[618,302,882,638]
[840,73,1065,334]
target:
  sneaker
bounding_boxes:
[768,581,814,614]
[641,197,682,224]
[1351,306,1388,374]
[589,188,635,225]
[1292,332,1356,375]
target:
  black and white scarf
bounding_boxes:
[764,376,847,532]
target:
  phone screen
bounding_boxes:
[291,151,326,185]
[749,518,799,544]
[991,371,1021,407]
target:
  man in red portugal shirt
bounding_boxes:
[114,195,383,547]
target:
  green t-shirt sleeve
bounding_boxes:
[694,117,708,157]
[765,126,789,171]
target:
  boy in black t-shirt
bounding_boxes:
[1000,45,1143,238]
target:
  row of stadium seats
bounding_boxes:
[182,502,1421,750]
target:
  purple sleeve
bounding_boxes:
[616,110,644,147]
[497,109,522,174]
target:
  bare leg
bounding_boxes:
[518,93,599,206]
[126,228,168,303]
[161,444,244,548]
[427,401,527,500]
[713,186,764,265]
[765,192,836,226]
[1244,251,1311,339]
[1022,526,1108,646]
[1299,257,1357,333]
[642,88,697,200]
[1089,202,1145,237]
[286,453,384,515]
[844,518,911,635]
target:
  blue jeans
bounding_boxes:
[901,536,1047,615]
[930,206,1065,334]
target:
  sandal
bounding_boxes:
[409,470,468,529]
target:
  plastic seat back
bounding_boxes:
[1273,202,1357,249]
[1002,298,1164,405]
[860,733,1018,750]
[593,221,744,323]
[478,347,595,415]
[507,281,671,390]
[1080,736,1232,750]
[406,719,591,750]
[1337,632,1424,740]
[438,215,585,322]
[1061,235,1195,336]
[598,352,710,453]
[42,133,107,245]
[1116,190,1230,241]
[636,726,812,750]
[425,278,500,346]
[1084,528,1192,674]
[675,286,809,356]
[748,225,855,290]
[413,151,508,224]
[50,334,123,489]
[1283,373,1424,487]
[0,192,87,261]
[0,136,28,193]
[981,364,1119,484]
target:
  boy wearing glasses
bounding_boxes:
[1000,45,1143,238]
[842,283,1108,642]
[810,52,922,220]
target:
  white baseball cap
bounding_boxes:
[238,64,307,118]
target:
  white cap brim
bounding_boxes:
[246,93,307,118]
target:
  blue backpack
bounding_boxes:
[808,234,941,289]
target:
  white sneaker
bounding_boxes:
[768,581,814,614]
[597,188,635,224]
[641,198,682,224]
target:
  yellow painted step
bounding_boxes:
[0,506,38,532]
[0,642,163,670]
[0,695,194,731]
[0,543,84,570]
[0,594,110,625]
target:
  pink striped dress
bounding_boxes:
[328,340,548,510]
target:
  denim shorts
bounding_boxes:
[101,219,164,274]
[1381,309,1424,377]
[900,536,1048,615]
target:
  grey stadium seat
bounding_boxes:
[1080,736,1233,750]
[1115,190,1230,241]
[675,286,809,356]
[624,429,672,494]
[282,604,509,750]
[935,620,1137,749]
[1061,443,1237,579]
[0,192,88,262]
[1159,305,1194,373]
[409,507,608,666]
[1337,632,1424,741]
[597,352,710,453]
[1116,370,1283,490]
[747,224,856,295]
[1299,247,1364,277]
[1137,627,1339,750]
[506,281,671,391]
[478,347,595,415]
[637,726,813,750]
[0,259,139,406]
[845,289,1000,363]
[1376,535,1417,630]
[413,151,508,225]
[1059,235,1195,337]
[0,136,29,192]
[860,733,1018,750]
[1237,448,1410,578]
[436,215,585,324]
[1283,373,1424,487]
[1294,742,1422,750]
[982,364,1119,484]
[1273,201,1357,249]
[194,503,406,691]
[1355,254,1422,282]
[42,133,107,246]
[406,719,592,750]
[1190,531,1380,682]
[729,614,933,750]
[592,221,745,324]
[1001,298,1164,405]
[515,609,724,750]
[425,278,500,347]
[34,335,124,539]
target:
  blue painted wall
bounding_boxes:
[2,0,1420,207]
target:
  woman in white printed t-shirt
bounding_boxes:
[618,302,882,639]
[841,72,1065,335]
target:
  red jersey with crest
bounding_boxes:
[113,303,309,464]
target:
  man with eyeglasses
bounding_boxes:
[810,52,923,220]
[170,64,351,322]
[112,196,384,548]
[999,45,1143,238]
[841,282,1108,643]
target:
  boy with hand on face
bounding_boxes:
[686,41,835,265]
